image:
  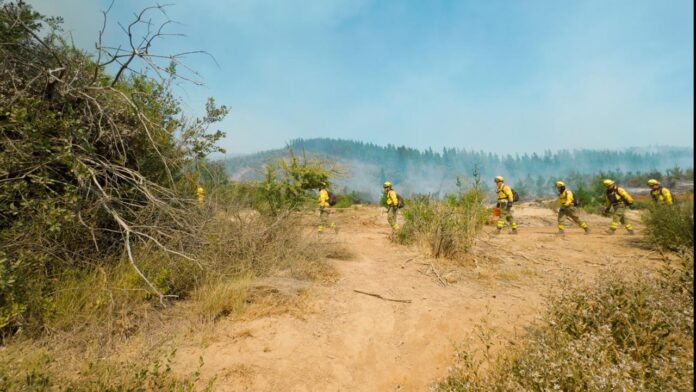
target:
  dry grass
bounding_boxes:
[397,192,486,260]
[436,252,694,392]
[0,343,213,391]
[193,278,252,322]
[0,206,344,390]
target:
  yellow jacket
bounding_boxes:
[605,186,633,206]
[559,189,575,207]
[496,184,514,202]
[318,189,330,208]
[650,187,673,205]
[386,190,399,206]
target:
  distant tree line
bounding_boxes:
[224,138,693,201]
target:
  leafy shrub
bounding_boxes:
[437,252,694,391]
[0,2,227,337]
[334,191,371,208]
[642,202,694,250]
[258,150,337,215]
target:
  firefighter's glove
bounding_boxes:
[628,204,636,210]
[603,207,611,215]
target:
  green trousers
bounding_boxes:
[496,203,517,230]
[387,205,399,229]
[319,206,329,226]
[558,206,588,230]
[609,203,633,231]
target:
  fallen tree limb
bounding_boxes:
[353,290,412,303]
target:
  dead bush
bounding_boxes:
[397,189,486,260]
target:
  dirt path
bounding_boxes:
[174,204,663,391]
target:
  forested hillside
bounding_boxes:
[223,138,694,200]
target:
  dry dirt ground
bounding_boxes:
[173,204,664,391]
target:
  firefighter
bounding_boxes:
[647,179,673,205]
[602,179,635,235]
[494,176,517,234]
[383,181,400,230]
[196,185,205,207]
[317,183,335,233]
[555,181,590,235]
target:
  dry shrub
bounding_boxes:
[0,200,337,337]
[437,252,694,391]
[0,204,340,390]
[191,204,337,280]
[397,191,486,260]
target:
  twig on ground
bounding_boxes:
[430,262,448,287]
[583,260,606,266]
[353,290,412,303]
[400,257,417,268]
[500,281,522,289]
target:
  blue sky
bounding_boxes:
[28,0,694,156]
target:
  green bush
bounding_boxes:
[231,149,338,216]
[642,202,694,250]
[0,2,227,337]
[436,252,694,391]
[333,191,371,208]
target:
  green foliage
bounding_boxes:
[0,1,228,337]
[257,149,337,215]
[642,202,694,251]
[333,190,370,208]
[437,253,694,391]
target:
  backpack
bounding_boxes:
[327,191,337,207]
[396,194,405,209]
[655,187,675,203]
[511,188,520,202]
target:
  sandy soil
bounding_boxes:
[173,204,663,391]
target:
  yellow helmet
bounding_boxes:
[602,179,615,187]
[647,179,660,186]
[494,176,504,183]
[555,181,566,188]
[383,181,392,188]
